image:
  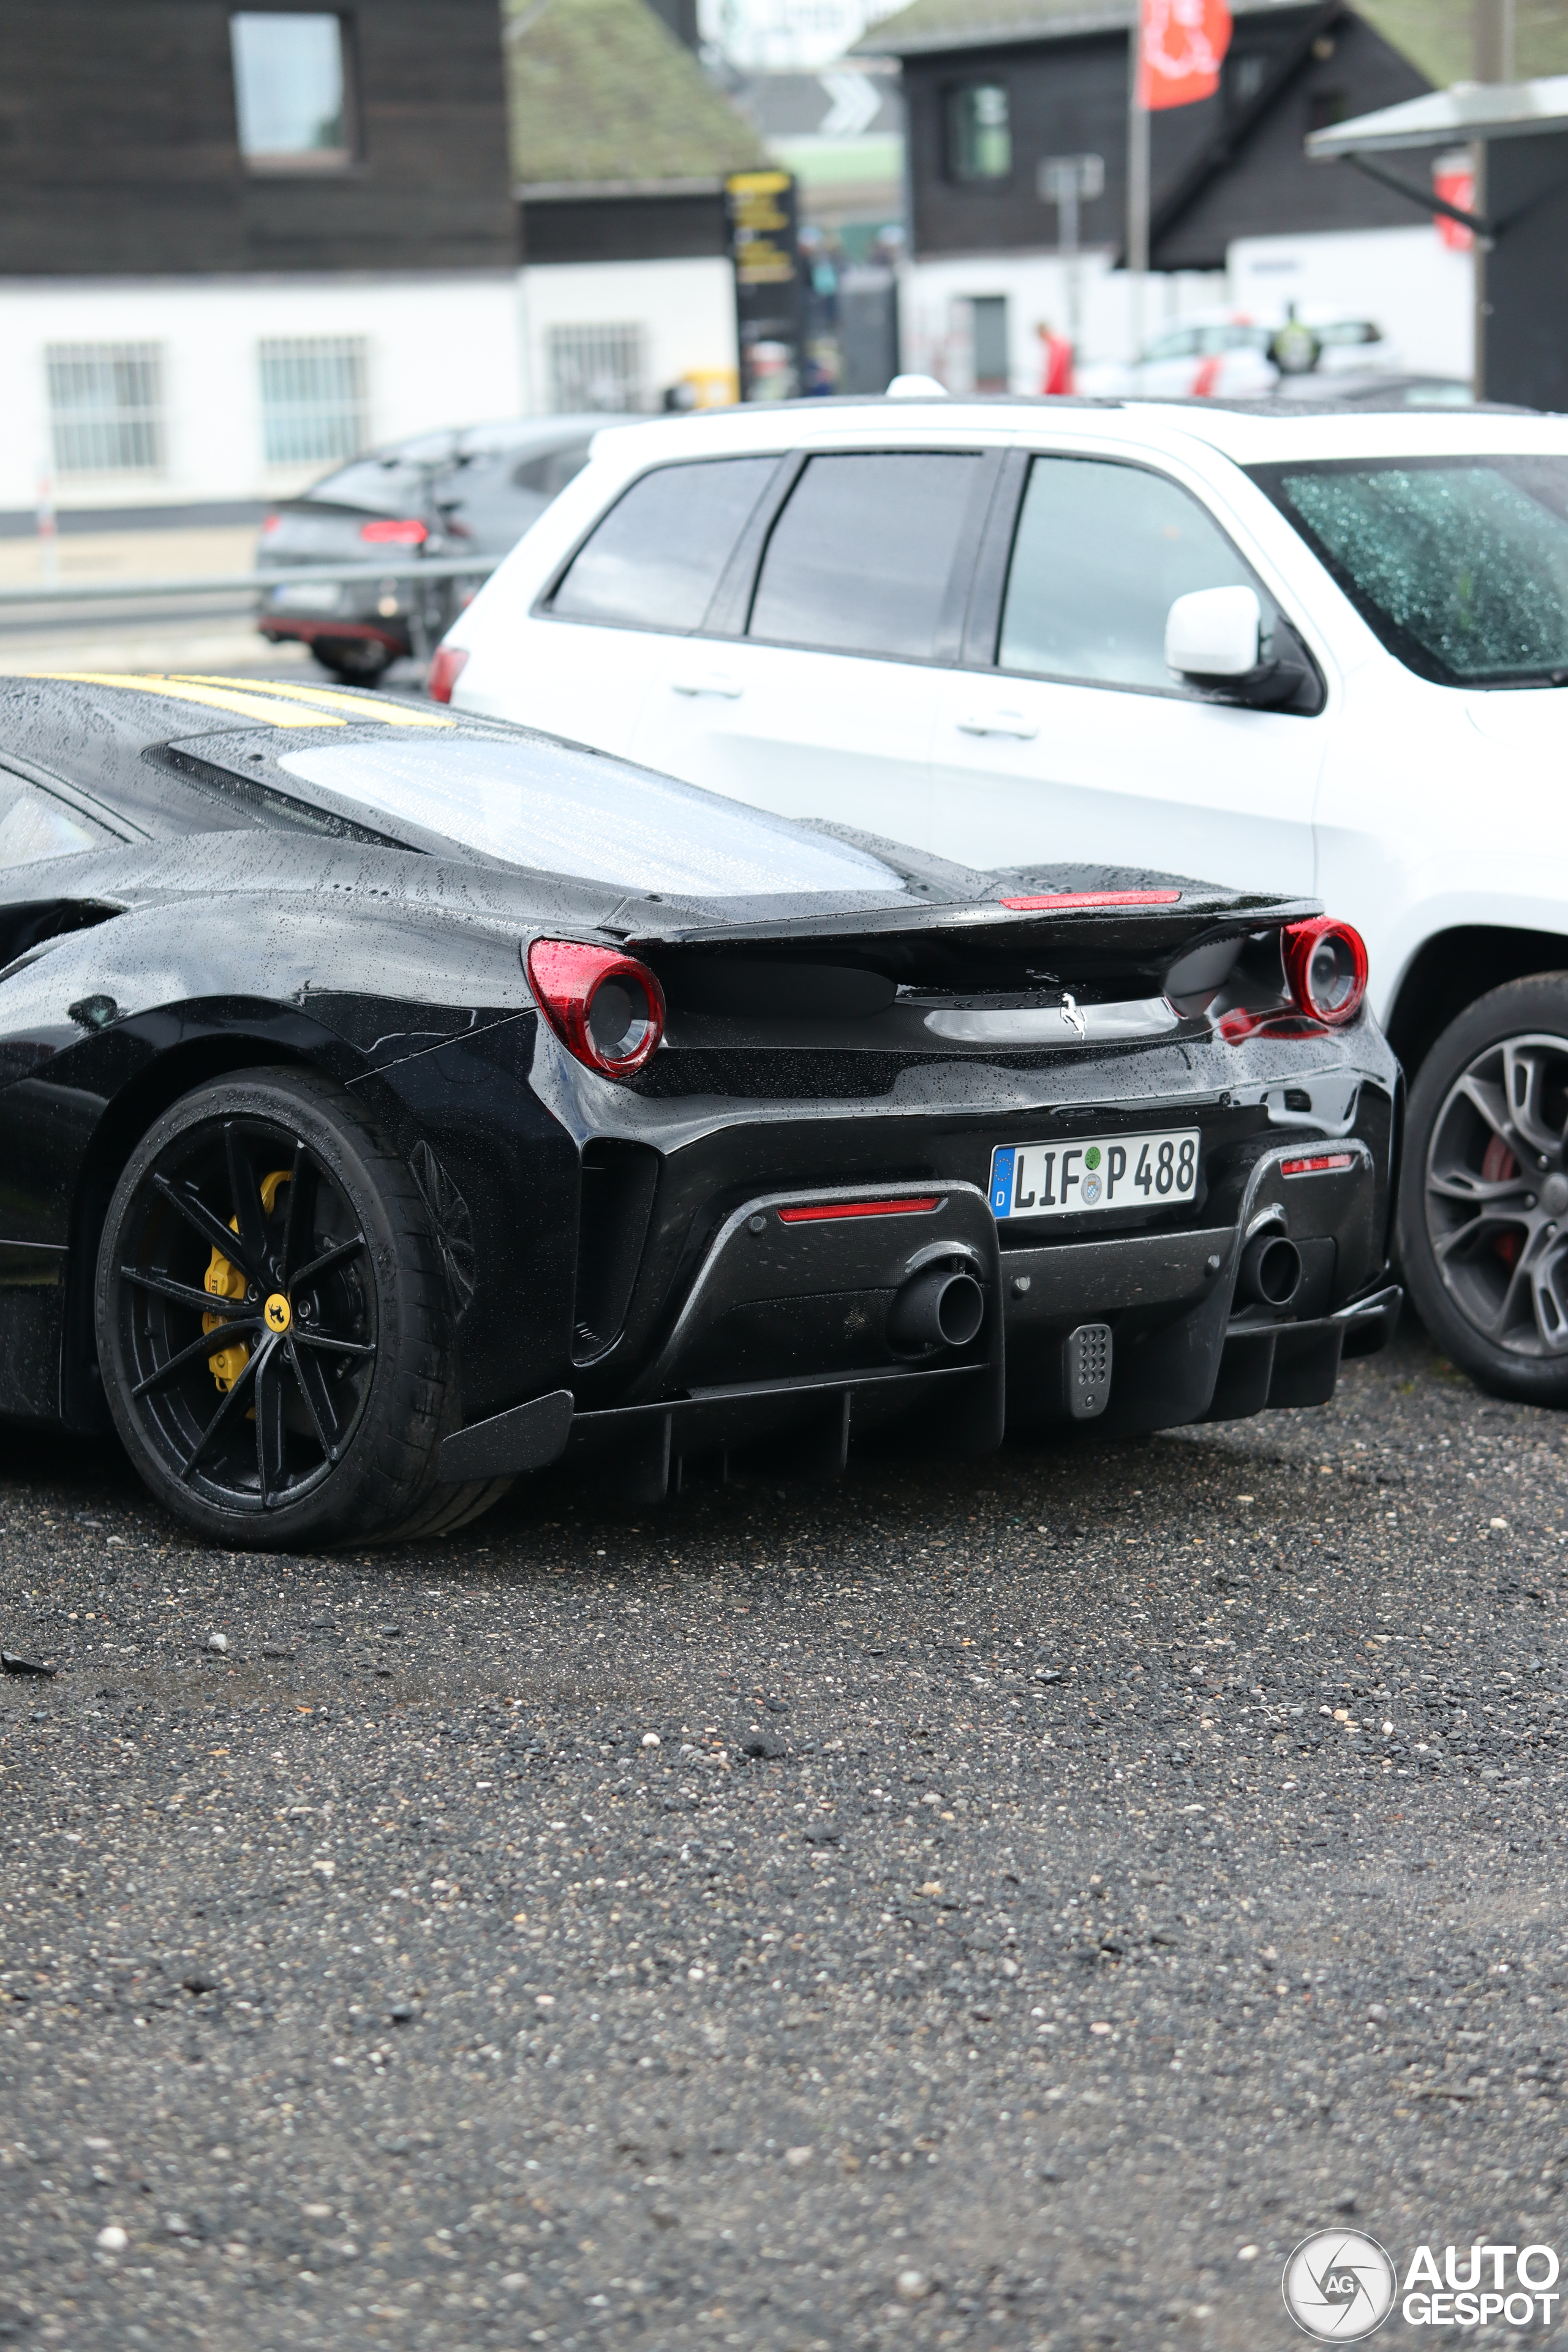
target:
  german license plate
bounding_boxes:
[989,1129,1199,1222]
[270,581,343,611]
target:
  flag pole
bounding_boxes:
[1126,1,1150,368]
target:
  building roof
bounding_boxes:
[505,0,766,194]
[1354,1,1568,88]
[1310,70,1568,154]
[854,0,1568,75]
[856,0,1305,61]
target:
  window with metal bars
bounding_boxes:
[546,323,646,415]
[46,344,165,476]
[258,337,369,467]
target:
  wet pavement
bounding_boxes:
[1,1312,1563,2350]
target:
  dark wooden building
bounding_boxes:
[858,0,1444,268]
[0,0,758,510]
[507,0,764,266]
[0,0,517,278]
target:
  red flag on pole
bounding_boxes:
[1139,0,1232,110]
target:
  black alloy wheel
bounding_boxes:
[1399,974,1568,1403]
[97,1069,510,1545]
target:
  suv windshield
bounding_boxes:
[1248,454,1568,687]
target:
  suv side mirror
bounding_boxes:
[1166,586,1322,713]
[1166,586,1262,679]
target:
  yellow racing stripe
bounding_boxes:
[21,673,347,728]
[167,676,454,727]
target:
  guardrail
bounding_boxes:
[0,553,501,609]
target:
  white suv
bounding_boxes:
[436,395,1568,1404]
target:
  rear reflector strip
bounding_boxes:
[776,1196,940,1224]
[999,889,1183,911]
[1281,1152,1355,1177]
[1218,1008,1327,1043]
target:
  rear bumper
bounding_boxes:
[438,1156,1400,1494]
[1204,1283,1402,1423]
[255,616,409,654]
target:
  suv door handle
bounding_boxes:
[671,671,743,699]
[955,710,1037,739]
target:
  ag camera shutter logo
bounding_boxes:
[1283,2231,1397,2340]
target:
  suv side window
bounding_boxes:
[550,457,778,631]
[748,451,985,662]
[998,456,1278,692]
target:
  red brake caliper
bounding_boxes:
[1482,1134,1521,1265]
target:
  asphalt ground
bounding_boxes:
[1,1310,1564,2352]
[0,625,413,687]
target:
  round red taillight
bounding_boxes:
[1282,919,1368,1028]
[526,938,665,1078]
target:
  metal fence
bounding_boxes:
[0,553,500,610]
[0,552,503,666]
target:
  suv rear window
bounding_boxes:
[747,452,983,662]
[1248,454,1568,687]
[550,458,777,631]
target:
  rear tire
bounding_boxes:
[312,638,393,682]
[96,1069,508,1546]
[1397,973,1568,1404]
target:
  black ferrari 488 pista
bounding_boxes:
[0,673,1400,1546]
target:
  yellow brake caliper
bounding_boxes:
[203,1169,292,1390]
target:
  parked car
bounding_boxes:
[255,417,622,680]
[1077,316,1276,400]
[436,393,1568,1403]
[1076,311,1390,401]
[1265,374,1478,409]
[0,671,1397,1544]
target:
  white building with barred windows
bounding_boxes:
[0,0,758,519]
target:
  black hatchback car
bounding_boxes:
[255,417,625,680]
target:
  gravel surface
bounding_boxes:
[2,1314,1564,2351]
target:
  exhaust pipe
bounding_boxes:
[1240,1231,1302,1309]
[888,1265,985,1354]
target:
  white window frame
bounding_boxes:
[230,11,354,174]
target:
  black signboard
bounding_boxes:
[725,169,804,402]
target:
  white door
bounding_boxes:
[478,453,782,757]
[634,448,995,848]
[634,637,939,840]
[929,452,1328,896]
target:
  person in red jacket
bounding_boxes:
[1036,321,1075,396]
